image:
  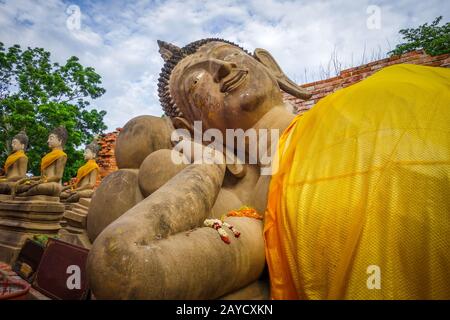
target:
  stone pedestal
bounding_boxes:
[0,196,64,264]
[0,194,12,202]
[58,198,92,249]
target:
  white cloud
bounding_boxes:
[0,0,448,130]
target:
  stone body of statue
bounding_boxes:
[60,141,99,203]
[87,38,311,299]
[14,126,68,197]
[87,38,450,300]
[0,131,29,195]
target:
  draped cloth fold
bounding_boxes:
[74,159,99,188]
[264,64,450,300]
[41,149,67,173]
[4,150,27,173]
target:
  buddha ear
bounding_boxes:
[172,117,194,134]
[254,48,312,100]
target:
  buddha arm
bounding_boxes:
[88,161,266,299]
[15,176,41,185]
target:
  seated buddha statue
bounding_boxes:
[0,131,29,195]
[88,39,450,300]
[14,126,68,198]
[60,141,99,203]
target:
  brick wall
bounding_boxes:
[96,128,121,182]
[284,50,450,113]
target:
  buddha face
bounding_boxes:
[84,148,95,160]
[11,138,24,152]
[48,133,62,149]
[170,42,283,133]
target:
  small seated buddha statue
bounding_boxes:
[0,131,29,195]
[60,141,99,203]
[14,126,68,198]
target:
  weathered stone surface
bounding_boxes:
[87,169,143,242]
[64,210,87,228]
[138,149,188,197]
[0,198,64,264]
[0,194,12,201]
[58,196,92,249]
[88,163,264,300]
[0,199,64,213]
[115,116,174,169]
[79,198,91,207]
[59,228,92,249]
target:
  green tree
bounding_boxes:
[0,43,107,181]
[388,16,450,56]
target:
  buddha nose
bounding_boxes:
[212,59,237,82]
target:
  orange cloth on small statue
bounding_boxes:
[74,159,99,188]
[4,150,27,173]
[40,149,67,173]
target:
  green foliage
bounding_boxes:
[389,16,450,56]
[0,43,107,181]
[33,234,59,247]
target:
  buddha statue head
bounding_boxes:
[157,38,311,134]
[48,126,68,149]
[12,131,28,152]
[84,140,99,161]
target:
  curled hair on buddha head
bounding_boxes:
[50,126,68,146]
[157,38,252,119]
[13,130,29,150]
[86,139,100,156]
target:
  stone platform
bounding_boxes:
[0,196,64,264]
[58,198,92,249]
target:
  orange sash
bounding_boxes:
[41,149,67,173]
[4,150,27,173]
[74,159,99,188]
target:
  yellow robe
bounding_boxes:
[4,150,27,173]
[264,64,450,299]
[41,149,67,173]
[74,159,99,188]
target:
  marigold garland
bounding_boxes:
[226,205,263,220]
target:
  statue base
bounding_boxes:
[0,194,12,202]
[58,198,92,249]
[0,196,64,264]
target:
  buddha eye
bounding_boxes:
[188,72,204,90]
[224,52,241,61]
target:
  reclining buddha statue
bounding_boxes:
[87,38,450,300]
[0,131,29,195]
[14,126,68,198]
[60,140,99,203]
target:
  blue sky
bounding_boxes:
[0,0,448,130]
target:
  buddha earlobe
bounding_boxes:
[157,40,182,62]
[254,48,312,100]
